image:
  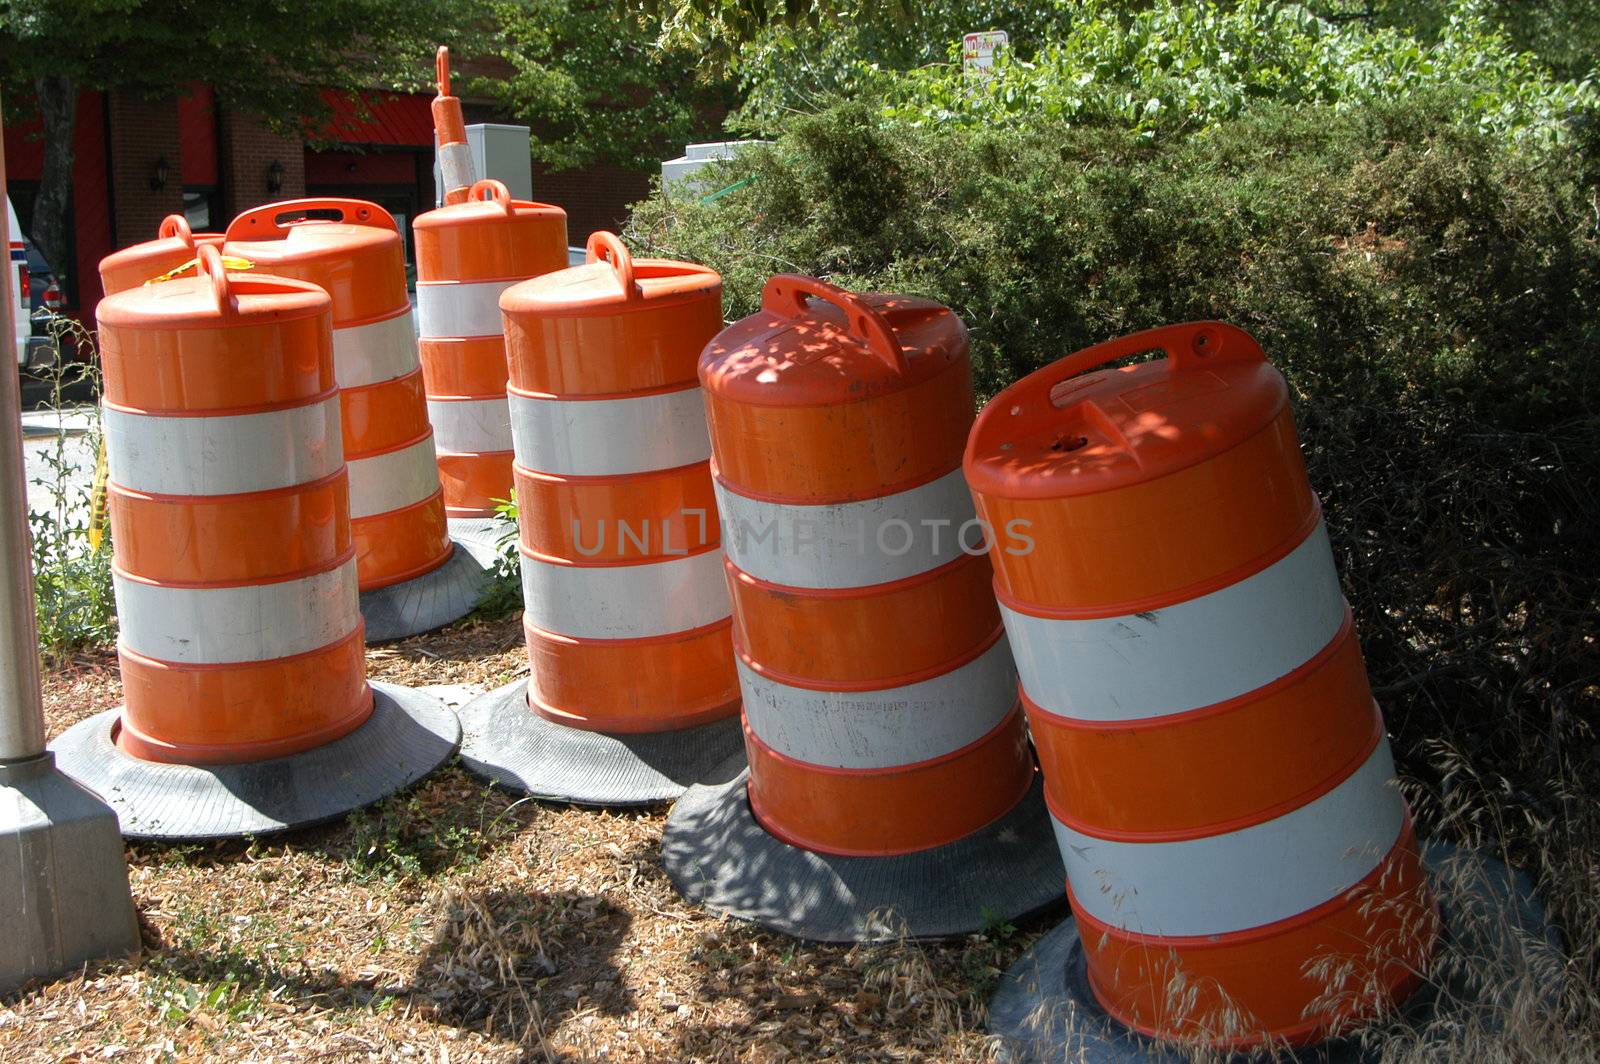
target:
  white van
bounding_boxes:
[7,197,26,366]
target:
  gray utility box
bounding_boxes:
[660,141,772,193]
[434,123,534,205]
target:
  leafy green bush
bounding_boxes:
[628,97,1600,990]
[881,1,1596,148]
[630,95,1599,425]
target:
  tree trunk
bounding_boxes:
[31,74,77,302]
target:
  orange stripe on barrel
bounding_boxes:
[1072,820,1439,1048]
[725,553,1001,686]
[523,616,740,733]
[107,469,351,586]
[1026,616,1382,836]
[116,626,372,764]
[743,707,1033,857]
[350,491,452,590]
[513,461,720,563]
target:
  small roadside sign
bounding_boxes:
[963,30,1009,80]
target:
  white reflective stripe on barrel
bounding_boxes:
[509,385,711,476]
[519,547,730,640]
[1053,740,1405,937]
[714,468,980,590]
[114,557,360,665]
[1004,520,1346,722]
[438,141,474,192]
[103,396,343,496]
[331,309,418,388]
[346,435,440,519]
[428,397,513,455]
[739,636,1017,770]
[416,279,518,339]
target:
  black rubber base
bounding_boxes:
[49,682,461,840]
[663,767,1066,942]
[987,840,1559,1063]
[457,678,746,807]
[359,539,494,643]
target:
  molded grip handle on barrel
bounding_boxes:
[224,198,398,241]
[159,214,194,245]
[1040,321,1264,404]
[195,244,233,317]
[586,231,638,299]
[471,179,513,212]
[761,274,906,374]
[436,45,452,97]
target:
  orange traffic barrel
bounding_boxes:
[98,214,223,296]
[413,179,568,520]
[964,322,1439,1047]
[224,198,482,640]
[661,274,1063,942]
[455,231,742,806]
[432,47,473,206]
[51,245,461,840]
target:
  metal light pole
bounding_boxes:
[0,90,140,995]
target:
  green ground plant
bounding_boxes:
[27,318,115,661]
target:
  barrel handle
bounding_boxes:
[436,45,452,96]
[1039,321,1265,406]
[471,179,513,212]
[224,197,398,240]
[158,214,193,245]
[761,274,905,374]
[586,231,638,299]
[195,244,233,316]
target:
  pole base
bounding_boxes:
[986,840,1559,1062]
[359,537,497,643]
[48,682,460,840]
[663,765,1065,942]
[0,752,141,994]
[457,678,745,807]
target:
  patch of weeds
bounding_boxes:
[28,323,115,660]
[342,788,511,884]
[470,495,524,620]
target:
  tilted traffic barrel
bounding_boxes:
[964,321,1438,1046]
[702,275,1031,856]
[414,180,568,517]
[224,199,452,594]
[497,232,738,732]
[97,246,369,763]
[99,215,224,296]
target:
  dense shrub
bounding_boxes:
[628,95,1600,997]
[632,96,1599,424]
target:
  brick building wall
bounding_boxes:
[106,92,183,250]
[218,111,306,221]
[533,162,654,247]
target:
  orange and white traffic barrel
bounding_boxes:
[51,246,460,840]
[455,231,741,806]
[965,322,1439,1047]
[413,179,568,523]
[224,198,480,640]
[432,47,473,207]
[98,214,224,296]
[662,274,1063,942]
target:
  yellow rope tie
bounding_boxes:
[86,435,109,553]
[144,255,255,285]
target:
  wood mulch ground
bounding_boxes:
[2,616,1051,1062]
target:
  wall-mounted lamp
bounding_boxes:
[149,156,169,192]
[266,159,285,194]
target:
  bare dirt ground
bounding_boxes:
[2,616,1042,1063]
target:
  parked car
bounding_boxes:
[7,196,27,367]
[24,241,64,370]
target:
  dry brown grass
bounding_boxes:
[3,636,1031,1063]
